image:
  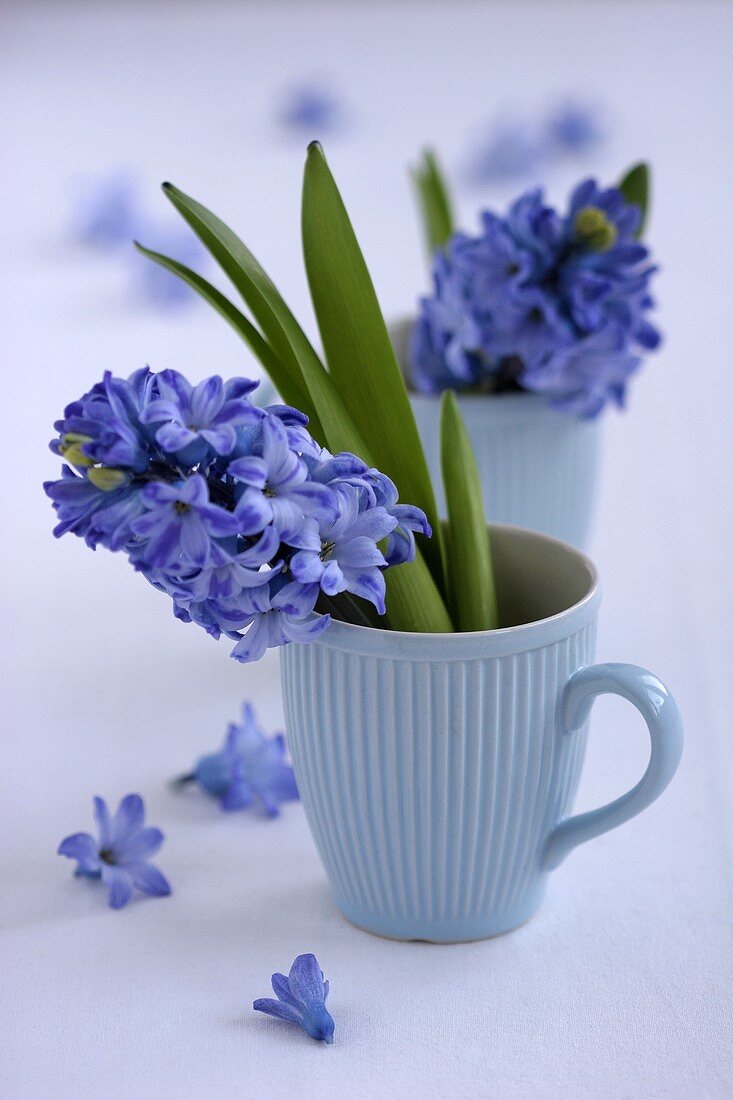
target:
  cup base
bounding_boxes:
[334,888,545,944]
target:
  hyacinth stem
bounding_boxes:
[171,773,196,789]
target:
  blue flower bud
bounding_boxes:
[87,467,128,491]
[573,205,617,251]
[59,433,94,467]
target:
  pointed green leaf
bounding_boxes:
[162,182,315,393]
[440,392,499,632]
[618,162,650,238]
[411,148,455,254]
[158,185,452,634]
[133,241,317,427]
[161,182,373,460]
[301,142,446,592]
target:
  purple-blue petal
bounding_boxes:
[287,953,327,1009]
[253,998,304,1027]
[58,832,100,873]
[129,862,171,898]
[111,793,145,846]
[102,865,134,910]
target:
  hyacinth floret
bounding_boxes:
[45,368,428,662]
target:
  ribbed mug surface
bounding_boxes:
[410,391,601,549]
[390,315,602,549]
[281,527,600,941]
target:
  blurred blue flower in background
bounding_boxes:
[180,702,299,817]
[463,95,606,186]
[277,79,346,137]
[128,224,206,308]
[68,170,206,308]
[70,171,138,249]
[546,99,604,156]
[58,794,171,909]
[465,121,544,185]
[254,953,335,1043]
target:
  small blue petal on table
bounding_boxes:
[182,702,299,818]
[58,794,171,909]
[254,953,335,1044]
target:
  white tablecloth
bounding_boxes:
[2,2,732,1096]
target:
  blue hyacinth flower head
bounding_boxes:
[58,794,171,910]
[46,367,429,661]
[254,953,335,1044]
[185,702,298,816]
[410,175,661,417]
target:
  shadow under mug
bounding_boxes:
[280,526,683,942]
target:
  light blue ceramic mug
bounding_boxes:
[391,317,602,549]
[281,526,683,943]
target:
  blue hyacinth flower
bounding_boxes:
[254,953,335,1044]
[410,174,661,417]
[185,702,299,817]
[47,366,429,662]
[58,794,171,910]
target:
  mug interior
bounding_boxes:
[490,525,595,628]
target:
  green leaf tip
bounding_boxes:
[618,161,650,238]
[155,156,455,635]
[411,146,455,257]
[301,139,449,606]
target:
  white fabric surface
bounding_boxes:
[2,2,732,1096]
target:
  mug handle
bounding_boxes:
[541,663,684,871]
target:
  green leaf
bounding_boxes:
[440,392,499,632]
[162,183,314,394]
[618,162,650,238]
[161,182,373,461]
[301,142,447,593]
[133,241,316,427]
[411,148,455,254]
[160,182,452,634]
[383,552,453,633]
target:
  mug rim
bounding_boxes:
[309,524,601,661]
